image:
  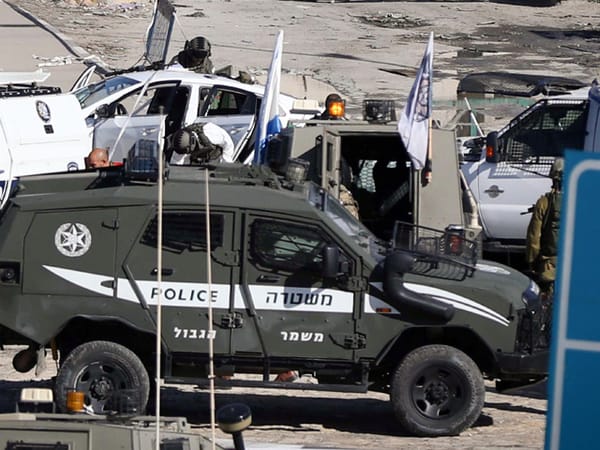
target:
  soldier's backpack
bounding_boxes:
[170,123,222,163]
[541,190,562,257]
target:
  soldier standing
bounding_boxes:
[525,157,564,296]
[176,36,214,74]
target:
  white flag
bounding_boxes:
[398,32,433,170]
[253,30,283,165]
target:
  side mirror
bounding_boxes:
[322,245,340,279]
[95,104,110,119]
[485,131,500,163]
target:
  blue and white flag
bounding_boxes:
[398,32,433,170]
[253,30,283,165]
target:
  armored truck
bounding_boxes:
[266,114,479,244]
[0,160,547,437]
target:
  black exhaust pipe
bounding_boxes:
[383,251,455,322]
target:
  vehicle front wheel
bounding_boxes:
[390,344,485,437]
[54,340,150,415]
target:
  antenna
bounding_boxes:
[154,113,166,450]
[205,166,217,449]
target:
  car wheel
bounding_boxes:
[390,344,485,437]
[54,340,150,415]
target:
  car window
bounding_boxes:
[74,75,138,109]
[205,89,256,116]
[117,85,179,117]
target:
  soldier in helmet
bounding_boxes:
[525,157,564,296]
[176,36,214,74]
[167,122,234,165]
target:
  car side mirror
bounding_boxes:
[322,245,340,279]
[485,131,500,163]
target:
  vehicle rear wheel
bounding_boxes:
[390,344,484,437]
[54,340,150,415]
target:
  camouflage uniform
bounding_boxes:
[525,158,563,295]
[176,36,214,74]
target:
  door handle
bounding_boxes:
[484,185,504,198]
[151,268,174,276]
[257,274,280,283]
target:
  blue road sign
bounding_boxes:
[546,150,600,450]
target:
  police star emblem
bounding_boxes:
[55,223,92,257]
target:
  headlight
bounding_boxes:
[522,279,541,312]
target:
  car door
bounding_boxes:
[234,214,358,361]
[197,85,259,162]
[93,81,187,162]
[122,208,236,355]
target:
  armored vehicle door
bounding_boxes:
[236,214,360,360]
[198,85,259,162]
[23,208,119,299]
[123,208,236,356]
[418,128,465,230]
[321,129,342,197]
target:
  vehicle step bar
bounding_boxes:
[164,377,369,393]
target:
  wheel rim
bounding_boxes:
[74,361,133,414]
[410,364,469,420]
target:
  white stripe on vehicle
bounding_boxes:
[43,266,353,313]
[366,281,510,327]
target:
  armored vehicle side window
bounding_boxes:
[501,102,587,163]
[141,212,224,253]
[251,220,329,272]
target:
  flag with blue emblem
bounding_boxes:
[253,30,283,165]
[398,32,433,171]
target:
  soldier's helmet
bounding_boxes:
[186,36,211,57]
[550,157,564,181]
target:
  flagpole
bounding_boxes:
[423,116,433,185]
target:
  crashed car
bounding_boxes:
[75,67,315,162]
[0,67,315,210]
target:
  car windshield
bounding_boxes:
[73,76,139,109]
[308,184,385,259]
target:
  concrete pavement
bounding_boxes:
[0,0,99,93]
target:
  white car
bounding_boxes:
[74,67,315,163]
[0,67,317,209]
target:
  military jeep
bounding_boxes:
[0,160,547,437]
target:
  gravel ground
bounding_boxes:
[6,0,600,124]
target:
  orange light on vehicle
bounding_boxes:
[485,144,495,160]
[66,390,85,412]
[327,100,345,118]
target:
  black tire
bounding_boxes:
[390,344,485,437]
[54,340,150,415]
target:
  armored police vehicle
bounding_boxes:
[266,98,481,247]
[0,154,547,437]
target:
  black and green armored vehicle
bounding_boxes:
[0,157,547,437]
